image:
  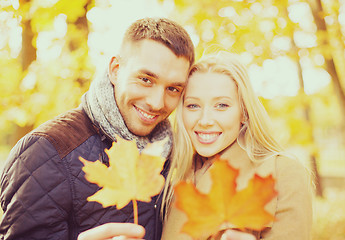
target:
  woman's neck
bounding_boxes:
[193,154,217,184]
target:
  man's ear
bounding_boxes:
[109,56,120,86]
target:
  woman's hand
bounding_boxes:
[77,223,145,240]
[221,229,256,240]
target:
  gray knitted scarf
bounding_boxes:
[81,71,173,159]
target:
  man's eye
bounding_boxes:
[167,87,180,93]
[140,77,152,84]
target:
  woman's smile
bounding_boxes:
[195,131,221,144]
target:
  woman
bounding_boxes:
[161,52,312,240]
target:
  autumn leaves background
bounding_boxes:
[1,0,345,239]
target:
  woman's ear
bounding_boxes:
[108,56,120,86]
[241,112,248,126]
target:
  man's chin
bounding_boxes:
[129,125,156,137]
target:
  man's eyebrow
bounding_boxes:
[171,82,186,88]
[138,69,159,79]
[138,69,186,87]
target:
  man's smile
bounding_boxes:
[135,106,159,123]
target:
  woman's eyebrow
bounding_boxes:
[213,96,233,100]
[184,96,199,99]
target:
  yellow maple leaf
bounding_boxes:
[79,136,167,223]
[174,158,277,239]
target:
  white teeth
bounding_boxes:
[138,108,155,119]
[197,133,219,141]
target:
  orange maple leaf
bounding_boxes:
[174,158,277,239]
[79,136,167,223]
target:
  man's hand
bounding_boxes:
[77,223,145,240]
[221,229,256,240]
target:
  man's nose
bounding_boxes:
[147,87,165,111]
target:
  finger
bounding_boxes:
[110,236,145,240]
[222,229,256,240]
[78,223,145,240]
[111,238,145,240]
[111,236,126,240]
[105,237,144,240]
[104,238,144,240]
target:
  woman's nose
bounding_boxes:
[198,109,214,127]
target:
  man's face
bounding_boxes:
[109,39,190,136]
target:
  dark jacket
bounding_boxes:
[0,108,165,240]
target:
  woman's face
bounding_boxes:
[182,71,243,157]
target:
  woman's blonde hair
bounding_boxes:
[161,51,284,219]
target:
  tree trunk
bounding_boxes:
[283,4,324,196]
[11,17,36,146]
[69,0,90,51]
[309,0,345,120]
[21,19,36,71]
[69,0,91,88]
[295,50,324,197]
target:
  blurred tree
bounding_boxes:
[308,0,345,120]
[0,0,95,148]
[13,0,36,145]
[282,2,324,196]
[21,15,36,69]
[68,0,92,90]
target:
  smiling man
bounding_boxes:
[109,39,190,137]
[0,18,194,240]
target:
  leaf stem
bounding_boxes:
[132,199,138,224]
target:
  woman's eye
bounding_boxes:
[216,103,229,109]
[186,104,199,109]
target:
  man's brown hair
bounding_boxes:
[121,17,195,66]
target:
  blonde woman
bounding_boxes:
[161,52,312,240]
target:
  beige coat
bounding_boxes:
[162,142,313,240]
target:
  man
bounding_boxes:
[0,17,194,240]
